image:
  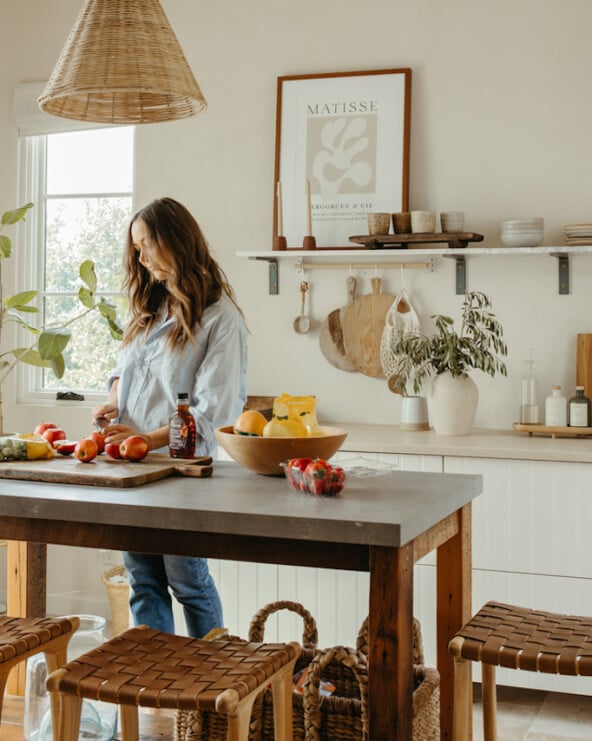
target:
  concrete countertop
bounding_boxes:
[335,424,592,464]
[0,461,481,548]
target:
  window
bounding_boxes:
[17,126,134,401]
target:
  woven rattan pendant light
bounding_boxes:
[38,0,206,125]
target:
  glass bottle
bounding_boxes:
[520,354,539,424]
[545,385,568,427]
[169,392,198,458]
[24,615,118,741]
[568,386,592,427]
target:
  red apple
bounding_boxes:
[105,441,122,459]
[34,422,57,436]
[42,427,66,445]
[53,440,77,456]
[74,438,98,463]
[120,435,149,462]
[88,431,106,454]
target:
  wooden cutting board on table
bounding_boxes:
[0,453,213,487]
[341,277,395,378]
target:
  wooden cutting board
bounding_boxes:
[576,333,592,399]
[318,276,357,372]
[341,277,395,378]
[0,453,213,488]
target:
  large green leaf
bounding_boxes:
[79,260,97,292]
[0,235,11,259]
[4,312,40,332]
[13,348,53,368]
[1,203,33,226]
[51,353,65,379]
[38,328,72,360]
[78,286,95,310]
[4,290,38,309]
[107,317,124,341]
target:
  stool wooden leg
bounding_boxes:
[269,660,297,741]
[482,663,497,741]
[120,704,140,741]
[451,656,472,741]
[226,695,257,741]
[0,668,9,720]
[56,694,83,741]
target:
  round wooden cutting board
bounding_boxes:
[341,277,395,378]
[318,276,357,372]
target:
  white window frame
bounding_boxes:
[14,82,134,406]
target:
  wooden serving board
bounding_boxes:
[512,422,592,439]
[0,453,213,488]
[348,232,484,249]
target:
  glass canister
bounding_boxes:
[24,614,118,741]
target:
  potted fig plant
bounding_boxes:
[388,291,508,435]
[0,203,123,434]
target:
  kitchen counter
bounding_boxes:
[336,424,592,464]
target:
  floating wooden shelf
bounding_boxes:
[348,232,484,250]
[513,422,592,439]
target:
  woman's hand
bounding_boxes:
[103,424,141,445]
[91,402,119,431]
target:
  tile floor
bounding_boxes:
[1,685,591,739]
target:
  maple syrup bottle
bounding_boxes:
[169,392,198,458]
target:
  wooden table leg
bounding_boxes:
[437,503,472,741]
[6,540,47,694]
[368,543,414,740]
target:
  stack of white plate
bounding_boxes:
[500,218,544,247]
[564,223,592,245]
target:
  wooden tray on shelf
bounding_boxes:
[513,422,592,439]
[349,232,484,250]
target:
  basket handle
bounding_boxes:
[356,616,425,666]
[302,645,369,741]
[248,599,318,648]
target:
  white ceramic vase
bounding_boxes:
[400,396,430,431]
[427,371,478,436]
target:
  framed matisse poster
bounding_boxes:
[273,68,411,249]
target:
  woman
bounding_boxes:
[93,197,248,637]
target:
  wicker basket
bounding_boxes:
[101,564,130,637]
[174,600,438,741]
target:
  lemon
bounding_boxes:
[262,418,307,438]
[233,410,267,436]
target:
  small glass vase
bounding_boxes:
[24,614,118,741]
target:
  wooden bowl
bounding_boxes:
[214,426,348,476]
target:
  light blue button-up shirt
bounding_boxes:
[111,294,248,456]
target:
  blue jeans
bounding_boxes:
[122,552,223,638]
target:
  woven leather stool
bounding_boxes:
[0,615,79,727]
[46,624,300,741]
[448,601,592,741]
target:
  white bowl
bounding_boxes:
[500,233,543,247]
[502,218,544,226]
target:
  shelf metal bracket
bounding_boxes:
[550,253,570,295]
[443,254,467,295]
[251,256,279,295]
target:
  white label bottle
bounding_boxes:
[545,385,567,427]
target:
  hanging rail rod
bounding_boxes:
[295,259,434,271]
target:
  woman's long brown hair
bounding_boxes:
[122,197,242,350]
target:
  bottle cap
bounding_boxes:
[177,392,189,400]
[552,385,561,390]
[576,385,585,391]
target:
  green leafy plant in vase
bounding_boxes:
[0,203,123,434]
[388,291,508,435]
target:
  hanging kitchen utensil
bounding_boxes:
[318,275,357,371]
[293,281,311,334]
[380,288,421,394]
[341,277,396,378]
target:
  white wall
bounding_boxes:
[1,0,592,623]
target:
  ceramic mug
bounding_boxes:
[440,211,465,233]
[392,212,412,234]
[367,212,391,235]
[411,210,436,234]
